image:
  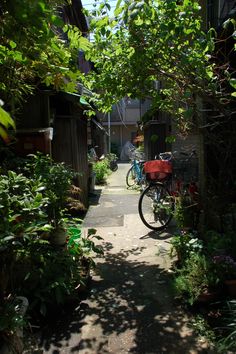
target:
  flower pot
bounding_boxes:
[224,279,236,297]
[50,227,67,246]
[197,290,219,303]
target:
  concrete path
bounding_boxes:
[38,163,210,354]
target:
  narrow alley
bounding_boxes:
[38,163,211,354]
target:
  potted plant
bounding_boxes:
[0,296,28,354]
[67,227,103,274]
[174,252,220,304]
[174,194,198,230]
[26,153,75,245]
[213,255,236,297]
[170,230,203,266]
[0,170,50,298]
[205,230,232,256]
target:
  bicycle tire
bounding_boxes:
[138,182,174,231]
[126,166,136,187]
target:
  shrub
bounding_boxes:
[170,231,203,265]
[93,160,110,184]
[174,253,219,304]
[25,153,75,227]
[14,223,103,316]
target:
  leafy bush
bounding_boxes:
[13,223,103,316]
[0,154,103,321]
[174,253,219,305]
[93,160,110,184]
[14,242,82,316]
[67,226,103,270]
[170,231,203,265]
[0,297,25,332]
[0,170,51,301]
[215,300,236,353]
[25,153,75,227]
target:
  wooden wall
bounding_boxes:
[52,115,89,208]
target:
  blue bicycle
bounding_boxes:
[126,149,146,188]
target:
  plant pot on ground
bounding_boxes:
[174,252,220,305]
[169,230,203,267]
[0,296,28,354]
[174,195,199,231]
[224,279,236,297]
[25,153,75,238]
[66,226,104,293]
[49,225,67,246]
[213,255,236,298]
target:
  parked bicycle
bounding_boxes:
[126,148,146,189]
[138,150,198,231]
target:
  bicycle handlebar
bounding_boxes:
[159,150,197,161]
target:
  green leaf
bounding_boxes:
[114,7,123,17]
[51,15,64,27]
[134,18,144,26]
[105,3,111,11]
[229,79,236,89]
[129,9,139,20]
[78,36,93,51]
[183,108,194,119]
[115,0,122,10]
[165,136,176,143]
[223,18,231,29]
[93,235,103,240]
[88,228,97,237]
[3,236,15,242]
[0,125,10,143]
[80,96,90,106]
[206,68,213,79]
[0,107,15,141]
[9,41,17,49]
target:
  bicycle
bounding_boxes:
[126,148,146,188]
[138,150,198,231]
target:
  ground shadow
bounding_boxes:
[38,242,208,354]
[140,223,177,241]
[88,188,103,206]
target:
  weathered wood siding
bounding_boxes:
[52,115,89,208]
[144,122,169,160]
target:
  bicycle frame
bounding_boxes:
[138,150,199,230]
[132,158,144,184]
[126,147,146,188]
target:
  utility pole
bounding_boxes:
[108,112,111,153]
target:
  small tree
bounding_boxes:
[84,0,234,129]
[83,0,236,228]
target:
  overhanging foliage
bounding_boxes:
[0,0,92,140]
[83,0,236,134]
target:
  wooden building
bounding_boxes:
[13,0,92,209]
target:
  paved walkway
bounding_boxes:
[38,163,211,354]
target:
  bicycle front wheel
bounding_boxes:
[126,166,136,187]
[138,182,174,231]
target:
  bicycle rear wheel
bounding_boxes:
[126,166,136,187]
[138,182,174,231]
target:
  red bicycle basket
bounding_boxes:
[144,160,172,181]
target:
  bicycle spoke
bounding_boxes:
[138,183,174,231]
